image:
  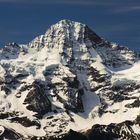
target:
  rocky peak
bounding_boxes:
[3,42,20,52]
[27,20,137,69]
[28,20,102,49]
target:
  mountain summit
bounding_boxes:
[0,20,140,139]
[29,19,101,48]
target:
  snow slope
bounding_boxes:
[0,19,139,139]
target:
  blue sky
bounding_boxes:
[0,0,140,52]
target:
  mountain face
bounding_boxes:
[0,19,140,140]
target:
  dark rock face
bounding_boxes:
[48,129,87,140]
[1,85,11,95]
[84,25,102,44]
[95,79,140,117]
[63,76,84,113]
[0,126,23,140]
[134,115,140,126]
[61,129,87,140]
[1,43,22,59]
[49,121,140,140]
[125,98,140,108]
[44,65,84,113]
[95,42,137,68]
[64,89,84,113]
[87,67,107,91]
[24,80,51,116]
[9,116,41,128]
[86,121,140,140]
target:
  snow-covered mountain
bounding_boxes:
[0,19,140,140]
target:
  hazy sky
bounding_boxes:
[0,0,140,52]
